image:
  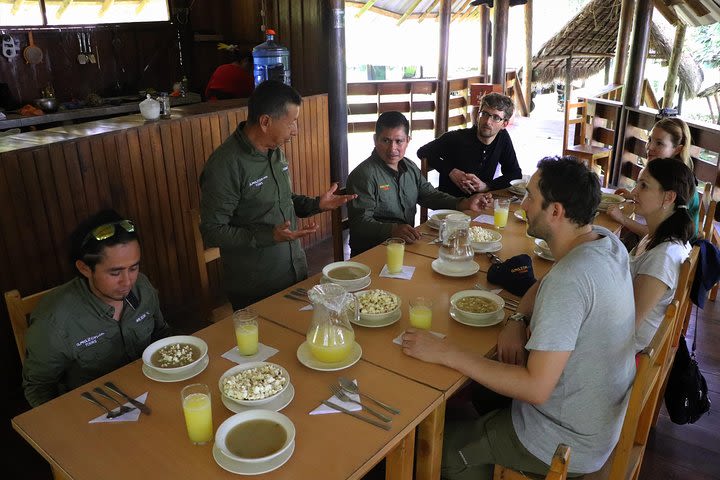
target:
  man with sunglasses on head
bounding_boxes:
[200,80,356,309]
[346,111,492,255]
[417,92,523,196]
[22,210,170,407]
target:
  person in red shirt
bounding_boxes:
[205,47,255,100]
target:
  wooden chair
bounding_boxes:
[190,209,232,323]
[563,100,612,187]
[331,187,350,261]
[420,158,430,224]
[493,443,571,480]
[583,299,681,480]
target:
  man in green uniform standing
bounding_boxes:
[23,210,170,407]
[200,80,356,309]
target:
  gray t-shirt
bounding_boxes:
[630,239,690,352]
[511,226,636,473]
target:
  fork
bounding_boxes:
[81,391,123,419]
[284,294,311,304]
[329,384,391,422]
[92,387,135,415]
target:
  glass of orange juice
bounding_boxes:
[386,237,405,274]
[409,297,433,330]
[181,383,213,445]
[233,308,259,356]
[494,198,510,229]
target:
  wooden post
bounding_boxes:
[662,23,686,109]
[492,0,510,92]
[624,0,653,108]
[604,58,611,85]
[613,0,636,85]
[325,0,349,183]
[565,57,572,105]
[479,5,490,81]
[524,0,533,116]
[435,0,451,137]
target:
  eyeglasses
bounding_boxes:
[478,111,505,123]
[81,220,135,248]
[378,137,408,146]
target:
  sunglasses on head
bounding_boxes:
[81,220,135,248]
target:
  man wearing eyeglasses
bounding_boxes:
[23,210,170,407]
[346,111,492,255]
[200,80,356,309]
[417,92,523,196]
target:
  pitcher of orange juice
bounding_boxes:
[306,283,358,364]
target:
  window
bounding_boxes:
[0,0,170,27]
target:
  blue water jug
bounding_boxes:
[252,29,291,87]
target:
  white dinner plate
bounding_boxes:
[472,242,502,254]
[450,307,506,327]
[431,259,480,277]
[351,308,402,328]
[213,440,295,475]
[320,275,371,292]
[296,341,362,371]
[221,382,295,414]
[142,353,209,382]
[534,247,556,262]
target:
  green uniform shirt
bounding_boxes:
[22,274,169,407]
[200,122,321,298]
[346,151,461,254]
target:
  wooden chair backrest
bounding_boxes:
[563,100,588,150]
[698,182,716,240]
[5,288,54,365]
[674,246,700,337]
[420,158,429,223]
[331,187,350,261]
[493,443,571,480]
[189,209,228,322]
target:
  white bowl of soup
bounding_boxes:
[322,261,371,290]
[219,362,290,406]
[142,335,208,375]
[215,410,295,463]
[450,290,504,324]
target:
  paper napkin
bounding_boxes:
[392,330,446,345]
[89,392,148,424]
[299,304,313,311]
[472,214,495,225]
[379,264,415,279]
[221,343,279,364]
[309,379,362,415]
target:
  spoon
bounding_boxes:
[338,377,400,414]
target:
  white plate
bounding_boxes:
[351,308,401,328]
[534,247,556,262]
[514,209,527,222]
[213,440,295,475]
[296,341,362,371]
[472,242,502,254]
[142,353,209,382]
[508,185,526,196]
[221,383,295,414]
[320,275,371,292]
[450,307,505,327]
[431,259,480,277]
[427,209,463,229]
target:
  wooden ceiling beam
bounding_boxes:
[397,0,424,25]
[99,0,114,16]
[11,0,24,15]
[654,0,681,24]
[418,0,441,22]
[55,0,73,20]
[135,0,148,15]
[355,0,379,18]
[685,0,710,16]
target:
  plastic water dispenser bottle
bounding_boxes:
[252,29,291,87]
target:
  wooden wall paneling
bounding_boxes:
[303,93,319,244]
[47,145,80,243]
[313,96,327,241]
[77,141,102,212]
[102,134,129,215]
[189,117,207,206]
[0,154,32,294]
[167,121,195,288]
[89,137,114,209]
[62,143,90,224]
[290,1,305,94]
[320,95,331,239]
[199,116,215,167]
[209,113,222,151]
[180,118,201,209]
[113,132,140,223]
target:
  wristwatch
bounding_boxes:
[507,312,529,326]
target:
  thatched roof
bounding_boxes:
[532,0,704,97]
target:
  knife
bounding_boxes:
[321,400,391,430]
[104,381,152,415]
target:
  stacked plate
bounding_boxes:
[508,179,527,196]
[598,193,624,211]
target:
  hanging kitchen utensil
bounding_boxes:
[86,32,96,64]
[2,34,20,60]
[77,33,87,64]
[23,31,43,64]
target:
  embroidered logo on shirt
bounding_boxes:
[76,332,106,348]
[282,165,289,172]
[249,175,268,188]
[379,184,391,191]
[135,311,151,323]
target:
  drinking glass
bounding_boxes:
[494,198,510,229]
[409,297,433,330]
[233,308,259,356]
[385,238,405,274]
[181,384,213,445]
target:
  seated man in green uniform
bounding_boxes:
[23,210,170,407]
[346,111,492,256]
[200,80,356,309]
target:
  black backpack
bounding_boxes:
[664,332,711,425]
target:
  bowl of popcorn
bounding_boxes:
[219,362,291,407]
[469,225,502,248]
[142,335,208,375]
[354,289,401,324]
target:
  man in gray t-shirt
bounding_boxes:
[401,157,635,478]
